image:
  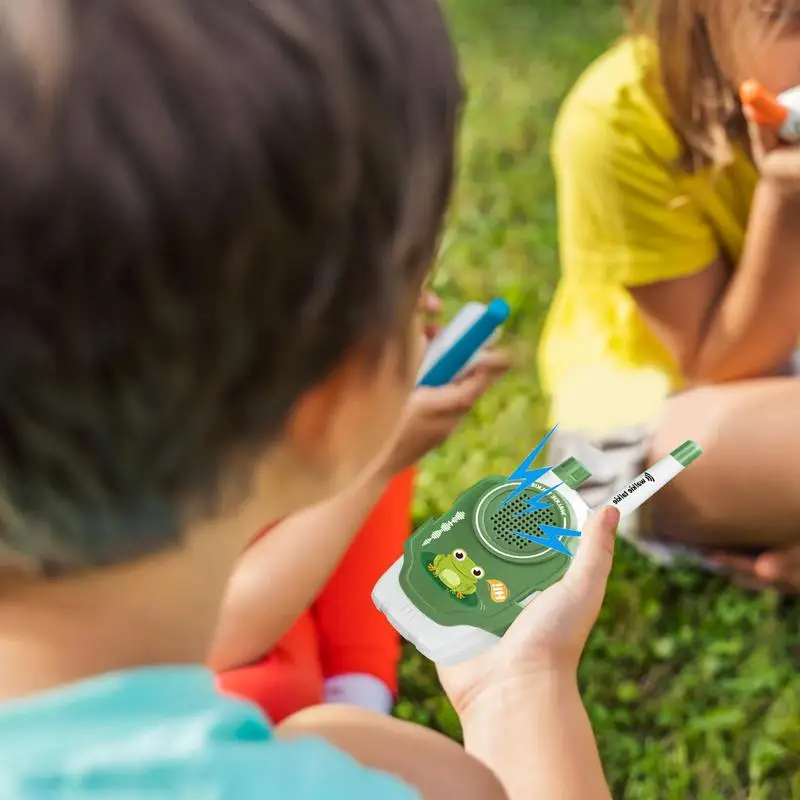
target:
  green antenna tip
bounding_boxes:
[552,457,592,490]
[670,440,703,468]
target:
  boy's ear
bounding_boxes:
[282,352,374,482]
[284,370,349,479]
[280,328,416,494]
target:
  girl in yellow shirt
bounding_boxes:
[540,1,800,591]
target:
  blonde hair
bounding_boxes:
[624,0,798,172]
[621,0,742,171]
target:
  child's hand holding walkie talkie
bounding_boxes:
[377,291,511,478]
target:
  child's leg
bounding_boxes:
[217,610,324,724]
[648,377,800,549]
[312,467,415,713]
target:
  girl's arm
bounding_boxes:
[208,467,392,672]
[630,181,800,385]
[208,360,508,672]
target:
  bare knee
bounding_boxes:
[648,379,800,547]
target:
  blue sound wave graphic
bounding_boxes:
[520,482,561,512]
[502,424,582,557]
[500,425,559,508]
[513,524,581,557]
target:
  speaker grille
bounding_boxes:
[474,482,571,563]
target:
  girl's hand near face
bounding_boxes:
[655,111,800,385]
[630,105,800,389]
[747,111,800,198]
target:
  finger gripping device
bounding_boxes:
[372,438,702,665]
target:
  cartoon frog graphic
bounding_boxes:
[427,548,509,602]
[427,548,483,599]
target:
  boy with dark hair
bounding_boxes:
[0,1,621,797]
[0,0,486,795]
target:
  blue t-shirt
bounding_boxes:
[0,666,419,799]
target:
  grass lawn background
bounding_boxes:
[400,1,800,797]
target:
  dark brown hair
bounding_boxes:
[0,0,462,572]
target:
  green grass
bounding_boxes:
[401,1,800,796]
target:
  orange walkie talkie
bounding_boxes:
[740,80,800,142]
